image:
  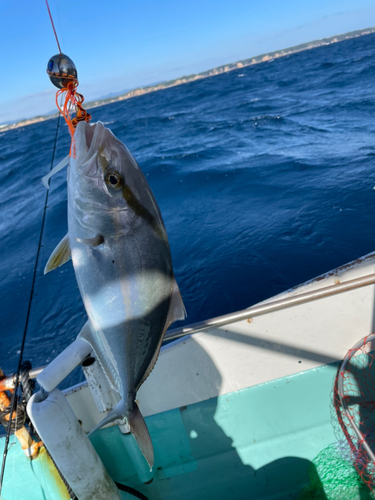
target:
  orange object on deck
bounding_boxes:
[0,369,39,459]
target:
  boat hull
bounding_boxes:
[1,361,370,499]
[3,252,375,498]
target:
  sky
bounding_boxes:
[0,0,375,124]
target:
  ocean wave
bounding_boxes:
[2,31,375,379]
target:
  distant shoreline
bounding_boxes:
[2,26,375,133]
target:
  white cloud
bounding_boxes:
[0,89,57,125]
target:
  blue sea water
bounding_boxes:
[1,33,375,385]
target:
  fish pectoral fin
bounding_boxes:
[166,279,187,328]
[76,234,104,247]
[44,234,71,275]
[127,402,154,470]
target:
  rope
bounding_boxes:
[0,112,61,494]
[45,0,62,54]
[19,361,38,438]
[19,361,35,403]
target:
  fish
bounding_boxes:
[44,120,186,468]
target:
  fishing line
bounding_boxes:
[52,0,64,53]
[0,112,61,494]
[45,0,62,54]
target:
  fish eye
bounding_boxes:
[105,171,123,190]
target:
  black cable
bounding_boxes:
[115,482,150,500]
[0,113,61,494]
[19,361,35,402]
[45,447,77,500]
[19,360,39,438]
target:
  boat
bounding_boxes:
[1,251,375,499]
[1,6,374,497]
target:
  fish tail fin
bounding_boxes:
[87,400,126,437]
[87,399,154,470]
[128,402,154,470]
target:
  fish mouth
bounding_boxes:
[74,121,105,175]
[75,120,101,156]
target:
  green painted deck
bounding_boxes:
[1,361,372,499]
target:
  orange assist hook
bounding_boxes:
[55,81,91,137]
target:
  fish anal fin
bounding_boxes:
[78,321,121,393]
[127,402,154,470]
[44,234,71,275]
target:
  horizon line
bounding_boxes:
[1,25,374,132]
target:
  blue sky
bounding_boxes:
[1,0,375,124]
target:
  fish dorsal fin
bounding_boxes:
[138,280,186,390]
[44,234,71,275]
[166,279,187,328]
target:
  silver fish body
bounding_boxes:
[45,121,186,467]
